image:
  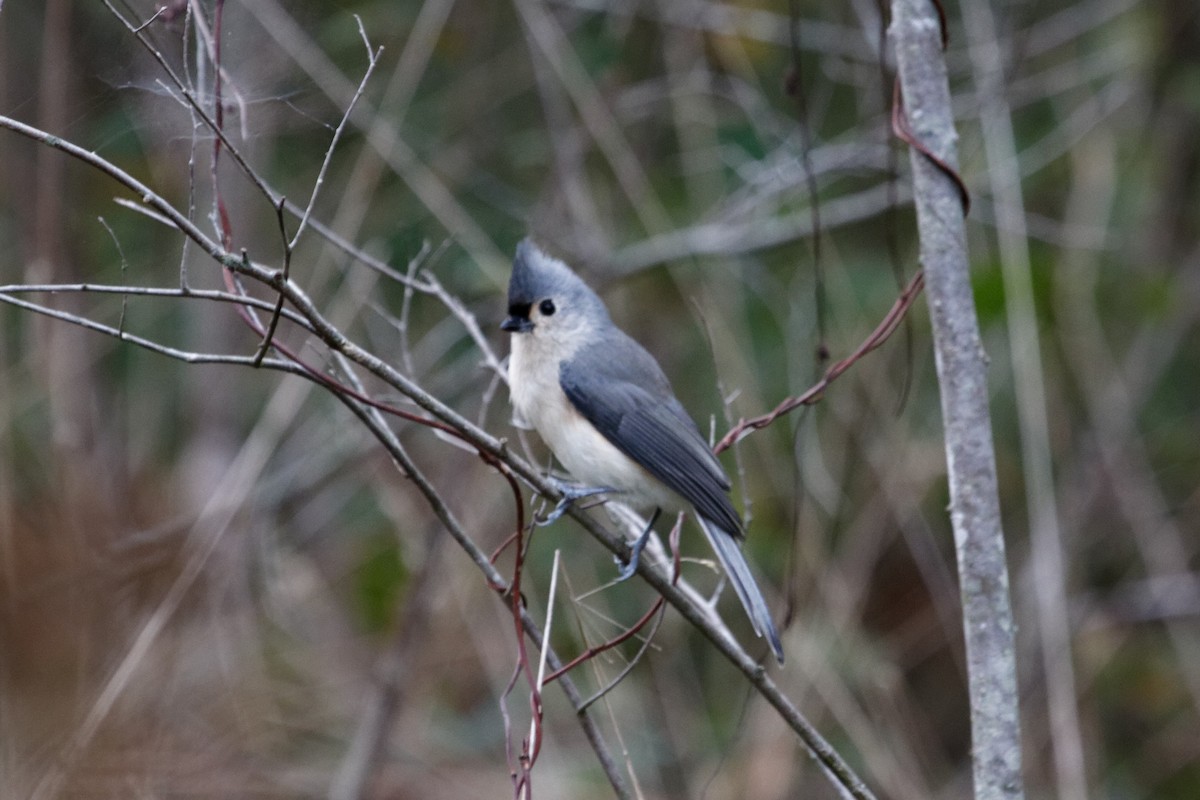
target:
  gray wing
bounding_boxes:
[559,336,743,538]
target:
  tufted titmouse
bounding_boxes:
[501,239,784,664]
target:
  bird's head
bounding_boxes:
[501,239,610,347]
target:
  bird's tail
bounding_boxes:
[696,515,785,664]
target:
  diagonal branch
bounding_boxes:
[0,111,874,800]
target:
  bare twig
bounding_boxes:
[0,292,302,372]
[186,0,251,140]
[0,282,315,330]
[417,269,508,382]
[253,17,381,366]
[240,0,511,282]
[716,269,925,453]
[103,0,281,214]
[290,16,381,253]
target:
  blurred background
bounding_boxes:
[1,0,1197,797]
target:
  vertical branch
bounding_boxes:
[210,0,233,250]
[890,2,1026,800]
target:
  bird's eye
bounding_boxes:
[539,299,556,317]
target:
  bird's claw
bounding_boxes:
[613,508,661,581]
[613,543,645,581]
[535,482,613,527]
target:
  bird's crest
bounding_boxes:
[508,239,606,318]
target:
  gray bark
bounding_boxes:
[890,2,1026,799]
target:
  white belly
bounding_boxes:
[509,337,677,512]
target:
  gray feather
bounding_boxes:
[559,338,740,535]
[508,240,608,320]
[697,516,786,664]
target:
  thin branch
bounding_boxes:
[253,196,294,366]
[416,269,508,382]
[289,16,381,252]
[95,217,130,335]
[529,550,561,761]
[186,0,251,141]
[716,268,925,453]
[103,0,276,208]
[132,4,168,33]
[0,292,302,372]
[577,604,666,711]
[0,115,498,456]
[0,282,316,330]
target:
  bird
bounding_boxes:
[500,238,784,664]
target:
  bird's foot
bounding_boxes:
[536,480,614,526]
[614,508,662,580]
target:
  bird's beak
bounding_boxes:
[501,315,533,333]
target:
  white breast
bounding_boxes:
[508,334,677,511]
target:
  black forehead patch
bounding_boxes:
[506,240,546,307]
[505,238,612,322]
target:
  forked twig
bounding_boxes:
[254,16,382,366]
